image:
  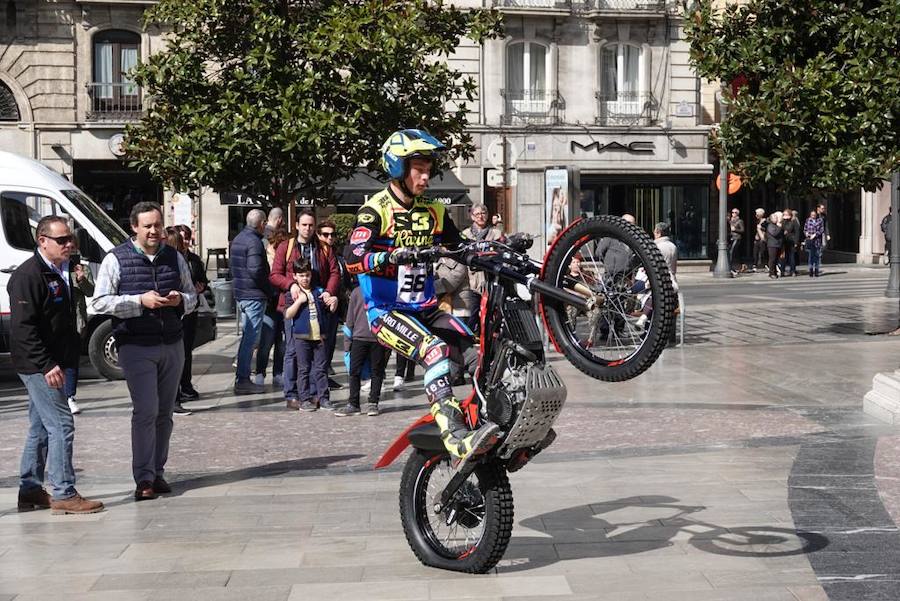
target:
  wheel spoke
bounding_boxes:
[418,458,486,557]
[558,234,657,364]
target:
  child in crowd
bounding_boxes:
[336,287,389,417]
[284,258,332,412]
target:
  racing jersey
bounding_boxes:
[345,186,463,314]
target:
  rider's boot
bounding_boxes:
[430,397,501,471]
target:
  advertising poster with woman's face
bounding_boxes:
[546,168,568,245]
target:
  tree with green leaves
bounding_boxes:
[684,0,900,194]
[124,0,502,204]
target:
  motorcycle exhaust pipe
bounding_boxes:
[527,276,593,311]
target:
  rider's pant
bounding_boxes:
[369,307,477,456]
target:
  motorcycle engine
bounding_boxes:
[486,365,528,428]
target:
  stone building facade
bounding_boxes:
[0,0,891,264]
[1,2,164,224]
[452,0,714,259]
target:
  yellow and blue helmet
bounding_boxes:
[380,129,447,180]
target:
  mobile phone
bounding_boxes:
[70,253,81,266]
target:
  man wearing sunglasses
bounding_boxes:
[10,216,104,514]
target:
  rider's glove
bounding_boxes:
[389,247,418,265]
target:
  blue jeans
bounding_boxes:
[807,243,822,273]
[236,299,266,381]
[255,307,284,378]
[18,372,77,500]
[295,338,329,404]
[282,317,301,400]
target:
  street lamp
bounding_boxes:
[713,91,731,278]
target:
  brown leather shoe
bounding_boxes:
[134,480,157,501]
[152,477,171,494]
[286,398,301,411]
[50,494,104,515]
[18,487,51,512]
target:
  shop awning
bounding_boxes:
[333,170,470,206]
[219,169,471,207]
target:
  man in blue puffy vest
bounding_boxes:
[91,202,197,501]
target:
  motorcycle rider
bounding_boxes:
[345,129,500,469]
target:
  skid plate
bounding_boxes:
[498,363,566,459]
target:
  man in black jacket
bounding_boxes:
[10,216,104,515]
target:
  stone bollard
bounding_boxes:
[864,370,900,424]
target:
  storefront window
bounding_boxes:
[73,160,162,232]
[581,179,709,259]
[824,191,861,254]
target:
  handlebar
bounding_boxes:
[404,239,591,311]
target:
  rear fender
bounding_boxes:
[374,413,437,469]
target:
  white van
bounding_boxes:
[0,151,216,379]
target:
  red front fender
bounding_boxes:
[374,413,435,469]
[539,217,585,354]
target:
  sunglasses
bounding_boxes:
[319,232,335,238]
[42,234,75,245]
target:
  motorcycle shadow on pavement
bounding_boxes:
[497,495,829,573]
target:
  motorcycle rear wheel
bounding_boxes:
[541,215,677,381]
[399,450,514,573]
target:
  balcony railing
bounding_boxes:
[493,0,666,9]
[595,92,656,126]
[501,89,563,126]
[492,0,588,9]
[86,82,143,121]
[592,0,665,9]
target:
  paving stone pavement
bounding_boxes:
[2,270,900,600]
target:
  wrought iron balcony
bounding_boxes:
[592,0,665,9]
[595,92,657,126]
[501,89,563,126]
[86,82,143,121]
[492,0,588,10]
[492,0,667,11]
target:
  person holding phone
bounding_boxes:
[91,202,197,501]
[62,248,94,415]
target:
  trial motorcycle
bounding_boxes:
[375,215,677,573]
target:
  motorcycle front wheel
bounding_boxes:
[541,215,677,382]
[399,450,514,573]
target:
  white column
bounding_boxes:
[859,189,875,263]
[549,41,558,94]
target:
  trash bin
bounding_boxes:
[210,278,235,318]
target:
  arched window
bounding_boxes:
[0,80,19,121]
[90,30,141,118]
[505,40,554,123]
[599,43,648,125]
